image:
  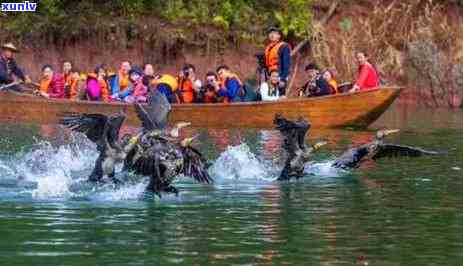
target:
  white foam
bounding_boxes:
[210,144,276,181]
[304,159,346,177]
[0,135,97,200]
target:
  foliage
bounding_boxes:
[0,0,313,45]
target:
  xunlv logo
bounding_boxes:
[1,1,37,12]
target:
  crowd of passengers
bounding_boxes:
[0,27,380,103]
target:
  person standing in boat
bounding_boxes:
[39,64,65,99]
[0,43,30,89]
[350,52,380,92]
[86,65,110,102]
[259,70,283,101]
[264,27,291,96]
[109,61,132,101]
[300,63,331,97]
[216,65,243,103]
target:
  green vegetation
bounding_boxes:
[0,0,313,45]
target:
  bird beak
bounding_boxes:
[181,134,199,147]
[383,129,400,136]
[176,122,191,129]
[313,141,328,150]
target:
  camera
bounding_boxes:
[255,53,266,70]
[182,67,190,78]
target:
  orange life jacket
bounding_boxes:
[264,41,288,71]
[99,78,110,102]
[328,79,338,94]
[177,77,195,103]
[39,78,52,94]
[118,70,130,92]
[64,73,79,100]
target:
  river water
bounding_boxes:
[0,104,463,265]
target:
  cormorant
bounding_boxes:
[125,92,213,196]
[332,129,440,169]
[273,114,327,180]
[60,90,212,196]
[60,111,139,183]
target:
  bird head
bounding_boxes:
[376,129,400,140]
[312,141,328,150]
[147,130,162,137]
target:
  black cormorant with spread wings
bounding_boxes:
[60,111,139,183]
[273,114,327,180]
[123,90,212,196]
[60,90,212,195]
[332,129,440,169]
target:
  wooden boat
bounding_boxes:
[0,87,402,129]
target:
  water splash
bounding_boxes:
[210,144,276,181]
[304,159,346,178]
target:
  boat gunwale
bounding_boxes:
[3,86,403,108]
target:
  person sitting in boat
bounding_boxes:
[124,67,147,103]
[264,27,291,95]
[350,51,379,92]
[109,61,132,101]
[0,42,30,90]
[86,65,110,102]
[217,65,243,103]
[62,60,78,98]
[142,63,156,87]
[177,63,202,103]
[322,68,338,94]
[300,63,331,97]
[153,74,179,103]
[260,70,284,101]
[197,71,219,103]
[39,64,65,99]
[68,68,84,101]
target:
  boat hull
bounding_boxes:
[0,87,402,129]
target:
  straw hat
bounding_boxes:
[1,42,19,52]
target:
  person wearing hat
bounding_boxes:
[0,42,30,88]
[263,27,291,95]
[300,63,331,97]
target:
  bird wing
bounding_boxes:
[106,113,126,148]
[182,146,213,184]
[134,90,171,131]
[373,144,441,160]
[332,146,370,169]
[59,112,108,144]
[273,115,310,156]
[131,146,160,176]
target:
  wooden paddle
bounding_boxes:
[0,81,23,91]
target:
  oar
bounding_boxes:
[0,81,23,91]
